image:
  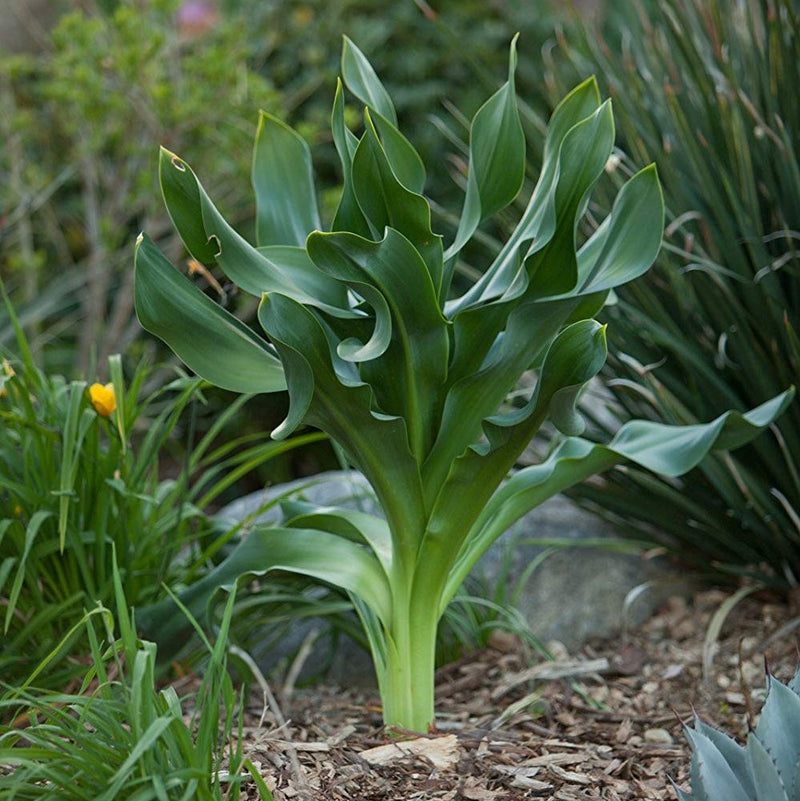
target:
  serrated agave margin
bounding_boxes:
[673,665,800,801]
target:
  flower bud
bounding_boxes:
[89,382,116,418]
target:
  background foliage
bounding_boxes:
[0,0,281,375]
[537,0,800,590]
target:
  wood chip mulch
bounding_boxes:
[231,587,797,800]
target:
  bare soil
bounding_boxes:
[232,587,797,800]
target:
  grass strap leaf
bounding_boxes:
[137,526,393,658]
[101,716,176,801]
[4,510,53,633]
[58,383,95,551]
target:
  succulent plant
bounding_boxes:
[676,666,800,800]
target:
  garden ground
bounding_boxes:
[206,587,796,800]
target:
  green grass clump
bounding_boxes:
[0,570,272,800]
[540,0,800,589]
[0,286,323,689]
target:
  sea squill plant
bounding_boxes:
[133,37,793,731]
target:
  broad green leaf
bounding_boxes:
[253,112,321,247]
[420,320,608,585]
[159,149,347,312]
[137,526,393,656]
[442,388,795,603]
[134,234,286,394]
[159,148,219,264]
[537,76,603,200]
[331,79,371,237]
[607,388,794,475]
[283,505,393,576]
[470,34,525,216]
[254,245,353,317]
[524,100,615,298]
[257,292,427,552]
[307,229,449,458]
[331,281,392,364]
[341,36,397,125]
[446,35,525,261]
[424,297,581,493]
[351,113,443,290]
[576,164,664,294]
[370,112,426,194]
[449,76,603,312]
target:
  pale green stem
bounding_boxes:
[380,582,440,732]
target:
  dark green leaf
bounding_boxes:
[307,229,449,458]
[134,234,286,393]
[446,36,525,260]
[341,36,397,126]
[138,526,393,658]
[351,113,443,290]
[331,79,371,237]
[253,112,321,247]
[576,164,664,294]
[159,149,347,312]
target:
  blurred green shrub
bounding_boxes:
[0,0,283,375]
[539,0,800,589]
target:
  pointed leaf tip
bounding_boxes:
[341,36,397,126]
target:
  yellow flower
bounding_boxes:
[89,383,116,418]
[0,359,14,397]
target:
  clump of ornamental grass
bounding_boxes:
[0,283,323,690]
[134,36,793,731]
[0,565,272,800]
[539,0,800,589]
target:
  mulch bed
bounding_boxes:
[233,587,797,800]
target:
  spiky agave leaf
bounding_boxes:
[676,665,800,800]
